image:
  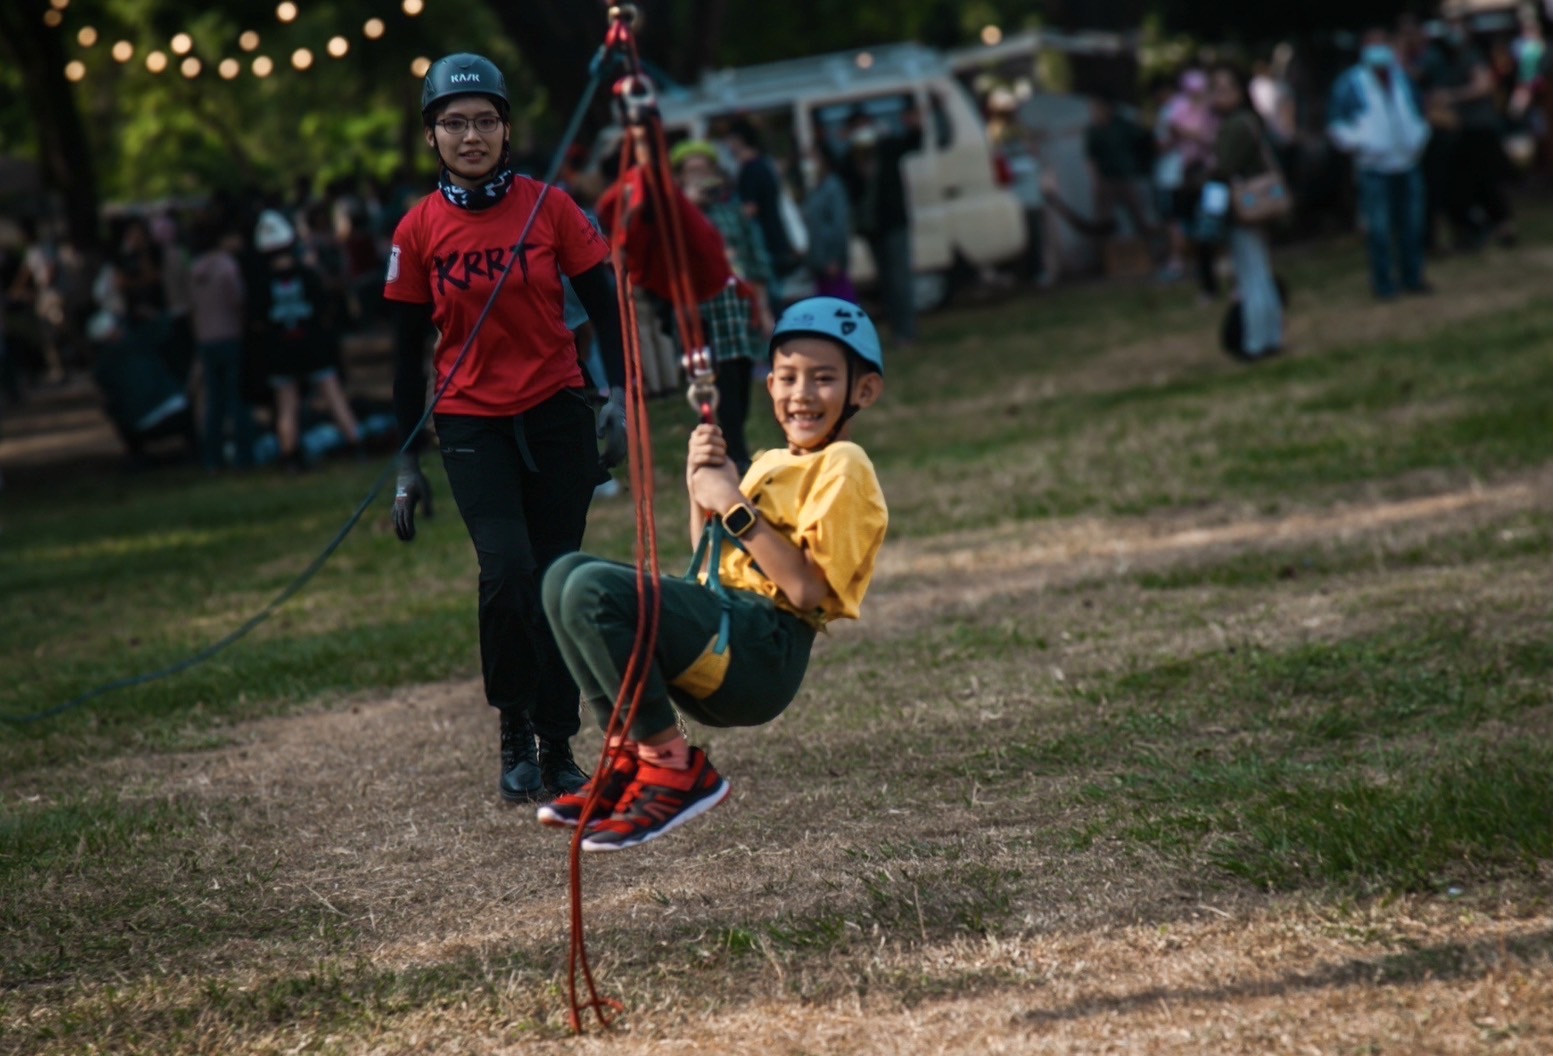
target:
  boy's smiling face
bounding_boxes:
[766,336,882,452]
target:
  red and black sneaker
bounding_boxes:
[580,747,731,852]
[536,747,638,830]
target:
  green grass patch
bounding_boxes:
[1214,743,1553,890]
[1134,511,1553,591]
[0,793,323,989]
[0,795,183,883]
[871,292,1553,531]
[1008,614,1553,893]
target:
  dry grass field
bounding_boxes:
[3,226,1552,1054]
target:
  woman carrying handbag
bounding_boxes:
[1208,64,1289,360]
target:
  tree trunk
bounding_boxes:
[0,0,102,250]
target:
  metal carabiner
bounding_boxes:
[612,73,658,127]
[685,375,720,422]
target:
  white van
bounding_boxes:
[593,43,1027,310]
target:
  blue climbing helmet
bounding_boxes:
[769,297,884,376]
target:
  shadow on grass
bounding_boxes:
[1016,927,1553,1028]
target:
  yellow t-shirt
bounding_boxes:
[717,441,888,626]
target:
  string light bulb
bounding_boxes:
[239,31,260,52]
[403,0,425,15]
[981,25,1003,46]
[50,0,70,9]
[171,33,193,55]
[327,36,349,58]
[65,61,86,82]
[219,58,241,79]
[181,56,201,78]
[276,2,298,23]
[253,55,274,77]
[410,56,431,77]
[146,50,168,73]
[77,26,98,47]
[364,18,385,40]
[112,40,134,63]
[43,10,63,27]
[292,47,314,70]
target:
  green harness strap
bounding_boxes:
[685,516,734,655]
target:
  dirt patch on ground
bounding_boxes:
[869,465,1553,640]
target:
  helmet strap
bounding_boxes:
[818,356,858,449]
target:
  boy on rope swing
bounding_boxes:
[538,296,888,850]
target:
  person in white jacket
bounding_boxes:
[1327,27,1433,299]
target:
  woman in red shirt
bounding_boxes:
[385,53,625,804]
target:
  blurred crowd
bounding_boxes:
[0,176,415,473]
[3,4,1553,473]
[977,5,1553,357]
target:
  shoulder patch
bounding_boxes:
[386,244,401,283]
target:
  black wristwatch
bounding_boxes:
[721,501,759,538]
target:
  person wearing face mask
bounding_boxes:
[840,103,923,345]
[800,139,857,301]
[382,53,628,805]
[1328,27,1433,299]
[669,139,776,476]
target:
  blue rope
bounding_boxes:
[1,54,619,727]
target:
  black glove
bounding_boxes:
[392,452,434,542]
[597,389,628,469]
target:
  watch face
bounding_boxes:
[724,504,756,536]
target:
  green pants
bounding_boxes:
[541,553,817,741]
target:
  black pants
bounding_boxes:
[1455,125,1511,233]
[436,388,604,741]
[1429,126,1511,247]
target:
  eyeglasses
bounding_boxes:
[436,115,503,135]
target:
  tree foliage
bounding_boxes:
[8,0,524,211]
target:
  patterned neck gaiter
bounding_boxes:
[437,148,515,211]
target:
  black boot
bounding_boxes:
[538,737,589,796]
[499,709,543,802]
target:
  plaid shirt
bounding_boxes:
[683,193,770,363]
[701,197,774,290]
[697,283,760,362]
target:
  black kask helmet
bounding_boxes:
[421,53,509,124]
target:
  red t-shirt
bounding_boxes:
[595,167,732,303]
[384,178,609,417]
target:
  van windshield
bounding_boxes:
[812,93,917,157]
[811,91,954,155]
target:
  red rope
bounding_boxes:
[564,13,717,1024]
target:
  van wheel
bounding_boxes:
[912,271,951,313]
